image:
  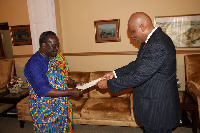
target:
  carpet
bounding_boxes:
[0,117,198,133]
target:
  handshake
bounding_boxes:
[77,71,115,90]
[71,71,115,98]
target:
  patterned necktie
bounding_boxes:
[143,43,146,48]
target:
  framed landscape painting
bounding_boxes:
[10,25,32,46]
[154,14,200,47]
[94,19,121,43]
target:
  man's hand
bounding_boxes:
[97,79,108,89]
[102,71,115,80]
[69,88,83,97]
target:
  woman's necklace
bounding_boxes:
[38,51,47,58]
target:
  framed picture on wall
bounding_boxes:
[154,14,200,47]
[10,25,32,46]
[94,19,121,43]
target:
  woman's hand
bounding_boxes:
[70,87,83,97]
[75,82,85,87]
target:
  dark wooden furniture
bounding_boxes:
[0,22,9,59]
[179,91,198,133]
[0,88,29,117]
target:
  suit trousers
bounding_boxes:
[144,127,172,133]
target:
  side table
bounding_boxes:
[179,91,198,133]
[0,87,29,117]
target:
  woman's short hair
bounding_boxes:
[39,31,56,46]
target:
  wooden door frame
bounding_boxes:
[0,22,10,59]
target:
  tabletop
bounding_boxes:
[0,87,29,104]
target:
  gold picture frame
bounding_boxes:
[154,14,200,48]
[94,19,121,43]
[10,25,32,46]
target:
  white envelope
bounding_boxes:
[76,78,102,90]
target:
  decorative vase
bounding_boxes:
[8,87,23,93]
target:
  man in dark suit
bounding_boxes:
[97,12,180,133]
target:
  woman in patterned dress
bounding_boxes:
[24,31,83,133]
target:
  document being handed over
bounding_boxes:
[76,78,102,90]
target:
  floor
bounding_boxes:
[0,117,199,133]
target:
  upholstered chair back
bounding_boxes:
[0,59,15,89]
[185,54,200,90]
[68,72,90,97]
[89,71,133,98]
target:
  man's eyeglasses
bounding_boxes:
[49,44,60,49]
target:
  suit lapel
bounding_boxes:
[135,43,146,68]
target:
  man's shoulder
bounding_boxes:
[56,53,66,61]
[25,53,49,68]
[154,27,171,39]
[27,53,41,64]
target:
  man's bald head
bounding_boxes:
[129,12,153,26]
[128,12,154,43]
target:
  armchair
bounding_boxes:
[184,54,200,122]
[0,59,15,116]
[0,59,15,91]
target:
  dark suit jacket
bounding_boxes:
[107,27,180,129]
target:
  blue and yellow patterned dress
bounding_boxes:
[24,53,73,133]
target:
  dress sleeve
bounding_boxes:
[24,60,53,97]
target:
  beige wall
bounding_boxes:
[54,0,64,53]
[0,0,63,55]
[0,0,33,55]
[59,0,200,91]
[0,0,200,91]
[0,0,32,81]
[59,0,200,53]
[0,0,63,82]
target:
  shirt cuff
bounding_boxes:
[113,70,117,78]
